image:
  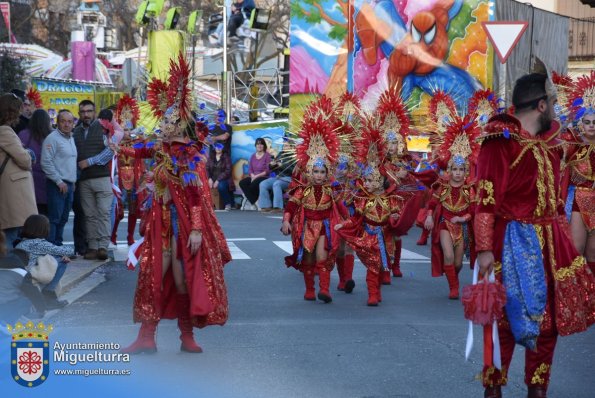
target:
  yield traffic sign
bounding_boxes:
[482,21,529,64]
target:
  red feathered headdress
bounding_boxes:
[354,119,387,184]
[376,86,411,143]
[26,88,43,109]
[304,95,335,120]
[429,90,458,133]
[115,94,139,129]
[335,92,362,120]
[302,95,343,139]
[568,70,595,121]
[194,120,209,143]
[295,104,340,176]
[552,71,573,87]
[467,89,498,127]
[432,114,481,172]
[551,71,575,123]
[166,53,193,125]
[147,78,169,118]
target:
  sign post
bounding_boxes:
[0,2,11,42]
[482,21,529,104]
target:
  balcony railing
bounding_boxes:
[568,17,595,60]
[194,67,287,123]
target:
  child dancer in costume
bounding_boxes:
[118,54,230,354]
[282,97,344,303]
[111,95,146,246]
[335,120,407,306]
[332,93,361,294]
[376,87,423,283]
[563,71,595,273]
[424,115,480,299]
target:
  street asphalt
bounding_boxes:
[4,210,594,397]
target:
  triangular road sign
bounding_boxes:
[482,21,529,64]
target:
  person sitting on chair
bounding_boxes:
[228,0,255,39]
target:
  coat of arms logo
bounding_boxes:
[7,321,53,387]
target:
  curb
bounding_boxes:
[55,258,108,297]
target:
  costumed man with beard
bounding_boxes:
[110,95,145,246]
[117,54,230,354]
[475,71,595,398]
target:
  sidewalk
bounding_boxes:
[44,256,111,319]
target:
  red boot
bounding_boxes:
[392,240,403,277]
[527,386,547,398]
[110,218,120,245]
[366,270,379,306]
[443,264,459,300]
[382,269,392,285]
[416,228,429,246]
[343,254,355,294]
[120,321,158,354]
[127,213,137,246]
[177,293,203,353]
[335,256,345,291]
[484,386,502,398]
[303,264,316,301]
[316,262,332,303]
[111,198,124,244]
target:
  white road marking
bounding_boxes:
[63,238,430,263]
[227,242,251,259]
[401,248,429,260]
[273,241,429,261]
[273,241,293,254]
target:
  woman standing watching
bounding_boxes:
[18,109,52,215]
[0,93,38,250]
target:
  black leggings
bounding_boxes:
[227,13,244,37]
[239,176,267,204]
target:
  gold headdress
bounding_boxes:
[376,87,411,158]
[295,99,340,179]
[428,90,458,134]
[355,118,387,188]
[568,70,595,122]
[115,94,140,131]
[467,89,499,127]
[431,114,481,175]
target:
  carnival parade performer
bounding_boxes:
[118,53,230,354]
[111,95,146,246]
[332,92,361,294]
[376,87,421,283]
[563,71,595,274]
[281,96,344,303]
[424,115,480,299]
[475,72,595,398]
[334,120,409,306]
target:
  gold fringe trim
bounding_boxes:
[554,256,587,282]
[531,363,550,385]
